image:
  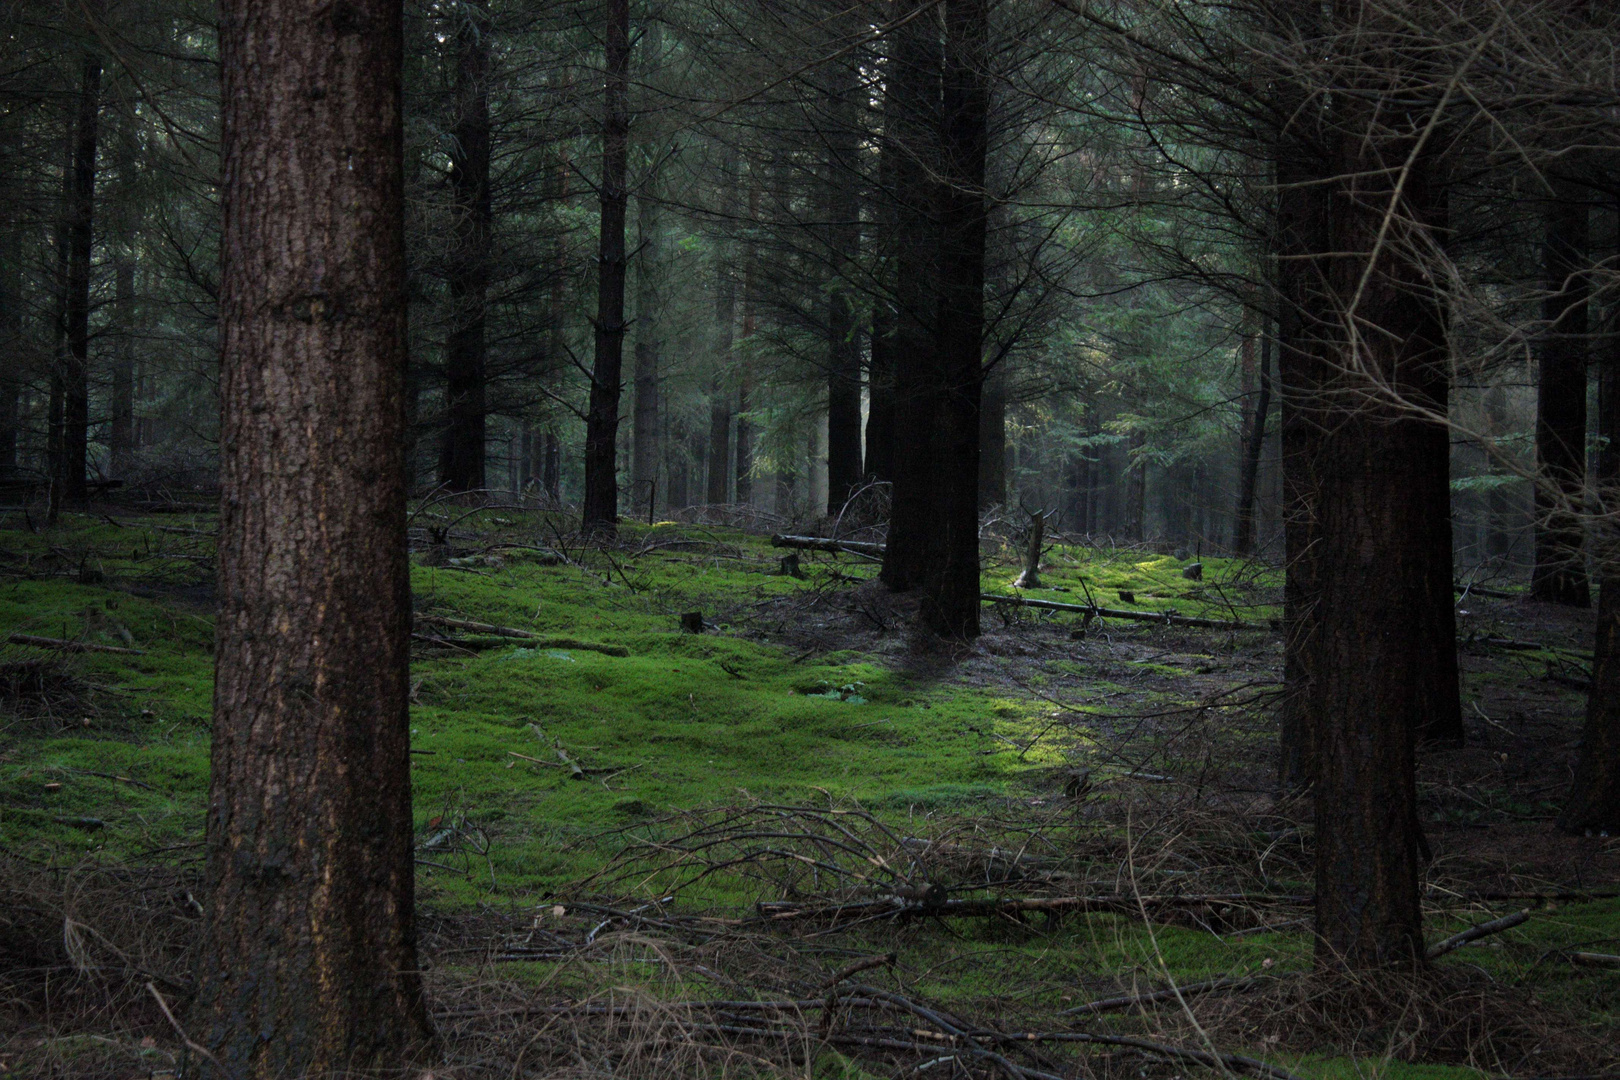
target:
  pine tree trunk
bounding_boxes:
[61,52,100,506]
[0,229,21,471]
[439,5,492,493]
[1232,323,1269,558]
[195,1,434,1073]
[866,301,896,481]
[1531,178,1591,607]
[109,108,137,478]
[582,0,631,533]
[880,0,943,594]
[1561,224,1620,834]
[631,186,661,514]
[979,361,1007,509]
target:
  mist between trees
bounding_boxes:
[6,0,1620,1075]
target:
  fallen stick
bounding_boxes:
[980,593,1265,631]
[1061,975,1264,1016]
[8,633,144,656]
[757,892,1312,923]
[770,534,887,558]
[1569,951,1620,968]
[1425,908,1529,960]
[1453,583,1516,599]
[414,631,628,657]
[415,614,539,638]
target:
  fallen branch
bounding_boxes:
[980,593,1265,631]
[984,1028,1309,1080]
[757,892,1311,923]
[770,534,887,558]
[413,630,629,657]
[1569,951,1620,968]
[1061,975,1264,1016]
[1426,908,1529,960]
[415,614,539,638]
[8,633,144,655]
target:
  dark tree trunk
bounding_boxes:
[542,427,560,500]
[1531,178,1591,607]
[195,1,434,1074]
[631,187,661,514]
[1123,433,1146,541]
[1309,104,1444,973]
[865,88,901,484]
[1232,323,1270,558]
[438,4,492,493]
[827,290,863,513]
[1561,219,1620,833]
[60,52,100,506]
[879,0,943,594]
[109,108,137,478]
[707,233,735,504]
[866,301,896,481]
[979,360,1006,509]
[582,0,631,532]
[0,230,20,471]
[735,188,758,505]
[883,0,987,639]
[735,379,753,504]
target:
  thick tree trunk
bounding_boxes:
[820,16,864,514]
[1309,109,1443,973]
[631,187,660,514]
[582,0,631,532]
[880,0,943,594]
[60,53,100,506]
[1531,178,1591,607]
[438,5,492,493]
[1232,324,1270,558]
[883,0,986,639]
[195,2,434,1074]
[866,302,896,481]
[1561,231,1620,834]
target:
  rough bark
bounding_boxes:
[438,4,492,493]
[109,106,137,478]
[582,0,631,532]
[824,70,864,512]
[1309,92,1442,972]
[707,219,736,504]
[1531,177,1591,607]
[60,52,100,507]
[195,1,434,1074]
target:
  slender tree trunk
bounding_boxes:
[1233,321,1270,558]
[979,360,1007,509]
[865,90,900,484]
[631,184,661,514]
[582,0,631,532]
[1123,432,1146,542]
[542,427,560,500]
[439,4,492,493]
[823,19,864,513]
[1531,177,1591,606]
[194,2,434,1073]
[46,118,73,520]
[735,184,758,505]
[707,219,735,504]
[61,52,100,505]
[0,229,20,471]
[109,106,137,478]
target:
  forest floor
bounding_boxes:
[1,502,1617,1080]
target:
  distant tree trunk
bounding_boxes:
[542,427,560,500]
[1561,222,1620,833]
[884,0,986,639]
[880,0,943,594]
[1,230,22,471]
[194,1,434,1074]
[439,4,492,493]
[60,52,100,507]
[1531,178,1591,607]
[979,360,1007,509]
[582,0,631,532]
[1232,322,1270,558]
[631,184,661,514]
[707,226,736,504]
[1123,432,1146,542]
[866,302,896,481]
[109,108,137,479]
[1309,99,1443,973]
[735,184,758,505]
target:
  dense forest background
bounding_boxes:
[8,0,1584,570]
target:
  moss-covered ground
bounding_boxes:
[2,507,1616,1079]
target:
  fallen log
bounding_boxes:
[770,534,887,558]
[1569,951,1620,968]
[415,614,538,639]
[413,632,629,657]
[756,891,1311,923]
[980,593,1265,632]
[8,633,144,656]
